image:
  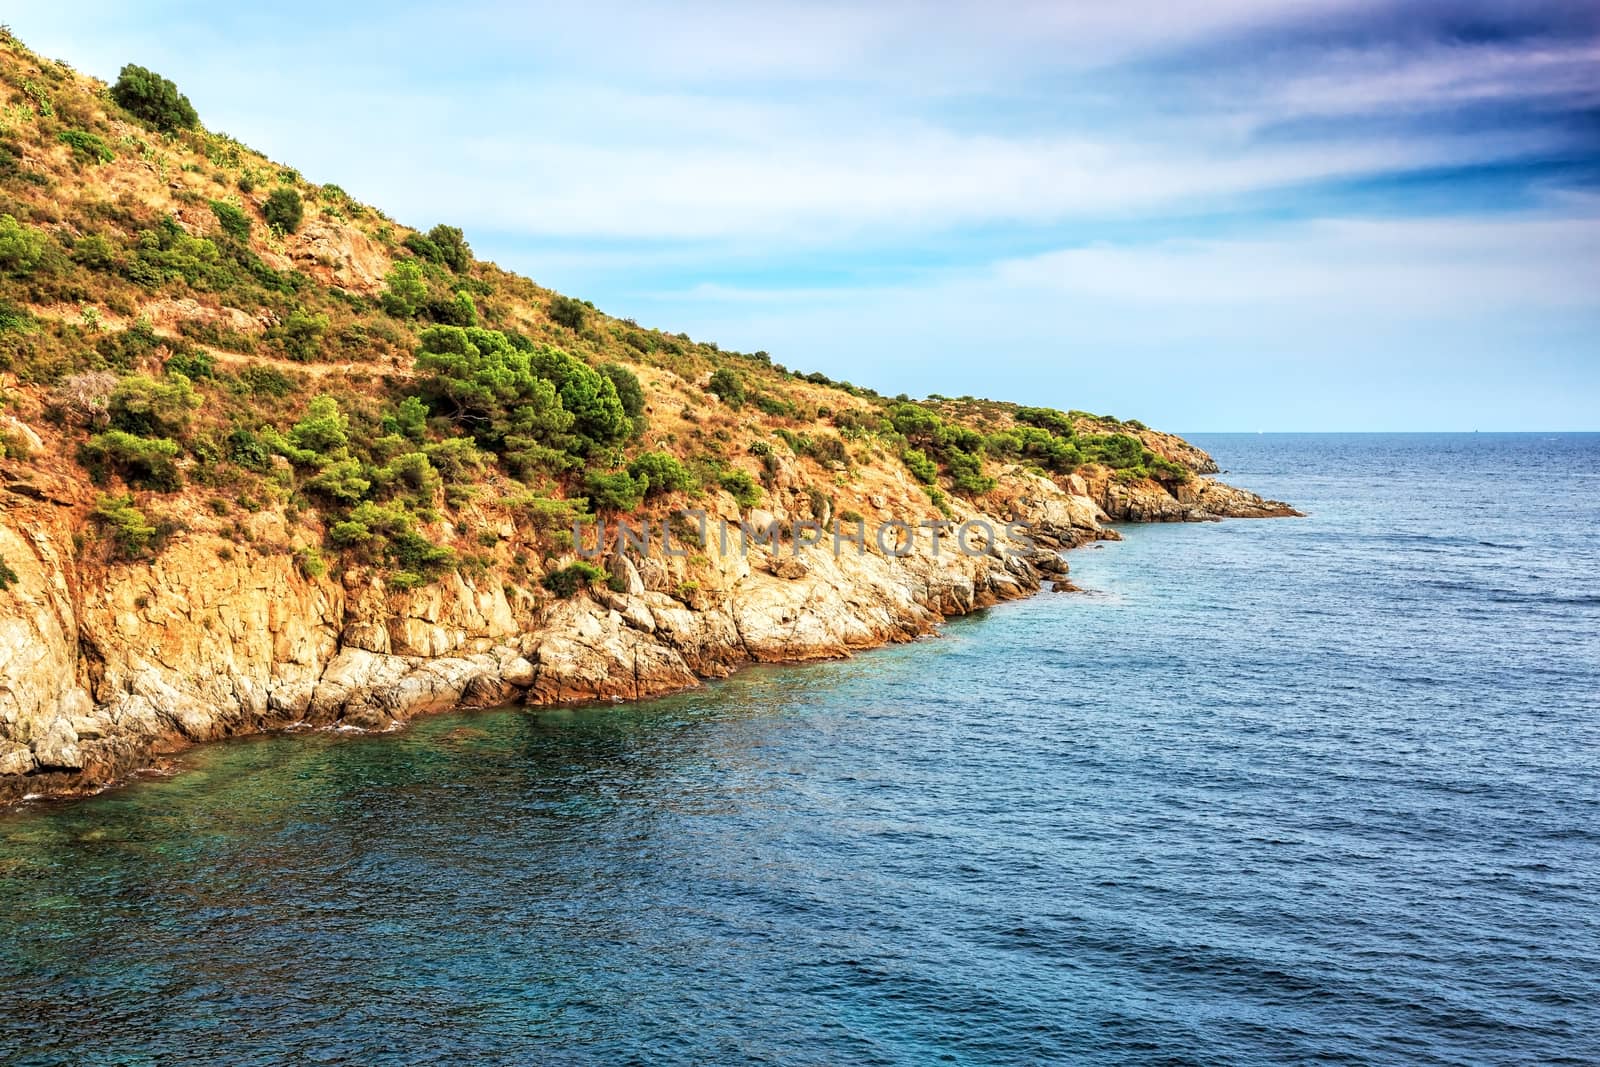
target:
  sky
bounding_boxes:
[8,0,1599,430]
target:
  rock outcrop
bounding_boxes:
[0,455,1294,803]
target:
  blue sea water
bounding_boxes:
[2,432,1598,1066]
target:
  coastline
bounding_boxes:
[1,466,1297,808]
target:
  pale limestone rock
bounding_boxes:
[31,717,82,770]
[0,742,34,776]
[501,656,536,688]
[608,551,645,596]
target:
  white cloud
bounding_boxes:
[631,207,1600,429]
[989,215,1600,312]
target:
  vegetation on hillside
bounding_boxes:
[0,31,1191,598]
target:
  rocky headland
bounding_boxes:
[0,34,1297,803]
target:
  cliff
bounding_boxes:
[0,35,1296,801]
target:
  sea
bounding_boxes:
[2,432,1597,1065]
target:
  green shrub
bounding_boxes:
[268,309,328,361]
[413,325,631,466]
[1147,455,1193,483]
[235,364,298,398]
[1080,432,1146,470]
[325,500,455,585]
[58,129,114,165]
[0,300,29,334]
[0,215,46,276]
[422,436,485,481]
[80,431,182,491]
[785,432,848,466]
[295,546,327,579]
[707,368,744,408]
[226,427,271,470]
[0,556,19,590]
[628,451,695,496]
[209,200,251,241]
[108,373,200,438]
[20,79,53,119]
[719,468,761,509]
[387,528,456,588]
[125,216,223,289]
[72,233,120,271]
[548,295,587,331]
[91,494,160,558]
[263,187,303,234]
[413,325,572,460]
[544,561,606,598]
[752,392,799,418]
[583,469,648,512]
[164,348,215,380]
[110,64,198,131]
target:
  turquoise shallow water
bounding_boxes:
[2,433,1598,1065]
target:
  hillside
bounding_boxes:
[0,33,1295,801]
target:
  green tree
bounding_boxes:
[426,225,472,272]
[528,345,631,452]
[413,325,574,460]
[599,363,645,421]
[380,260,427,317]
[79,431,182,491]
[548,295,587,331]
[110,64,198,131]
[288,394,350,457]
[0,215,45,276]
[108,374,200,438]
[384,396,430,443]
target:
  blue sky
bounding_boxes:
[9,0,1598,429]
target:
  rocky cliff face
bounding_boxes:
[0,446,1294,803]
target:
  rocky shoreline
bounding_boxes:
[0,462,1296,806]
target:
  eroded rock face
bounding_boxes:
[280,220,392,295]
[0,451,1292,802]
[1091,472,1301,523]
